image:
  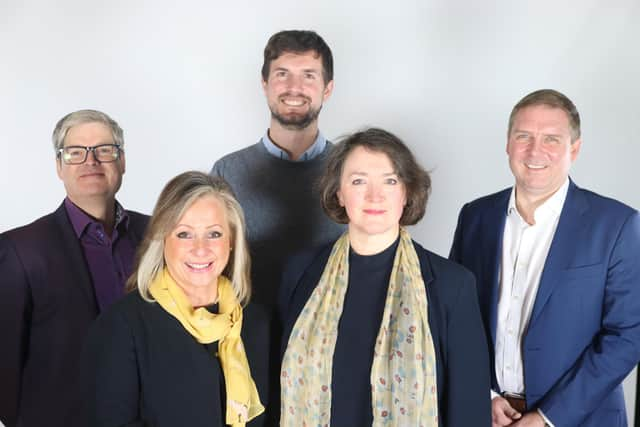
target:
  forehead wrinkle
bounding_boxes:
[64,139,115,148]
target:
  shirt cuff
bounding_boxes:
[538,409,554,427]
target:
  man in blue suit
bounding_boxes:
[0,110,148,427]
[450,89,640,427]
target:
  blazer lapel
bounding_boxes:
[528,181,588,328]
[53,203,99,310]
[483,190,510,348]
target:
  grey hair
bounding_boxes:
[128,171,252,306]
[52,109,124,152]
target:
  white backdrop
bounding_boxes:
[1,0,639,420]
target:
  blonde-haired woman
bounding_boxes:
[82,171,268,427]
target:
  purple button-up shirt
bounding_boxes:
[64,198,137,312]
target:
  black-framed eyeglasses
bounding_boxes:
[57,144,122,165]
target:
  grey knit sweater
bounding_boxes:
[211,141,345,308]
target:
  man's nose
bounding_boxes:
[286,74,303,91]
[525,137,544,154]
[85,148,100,165]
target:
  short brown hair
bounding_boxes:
[261,30,333,85]
[508,89,581,142]
[319,128,431,225]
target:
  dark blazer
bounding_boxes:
[81,292,271,427]
[0,202,148,427]
[450,180,640,426]
[278,239,492,427]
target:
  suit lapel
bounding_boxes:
[127,211,147,245]
[528,181,588,328]
[484,190,510,348]
[53,203,98,310]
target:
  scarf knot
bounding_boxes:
[150,269,264,426]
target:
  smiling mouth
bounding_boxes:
[283,99,304,106]
[525,164,547,170]
[185,262,213,271]
[280,94,310,107]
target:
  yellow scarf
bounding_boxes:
[281,228,438,426]
[149,269,264,426]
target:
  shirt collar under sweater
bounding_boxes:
[261,130,327,161]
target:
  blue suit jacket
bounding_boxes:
[279,239,492,427]
[0,202,148,427]
[450,180,640,426]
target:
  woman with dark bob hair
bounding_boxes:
[82,171,269,426]
[278,128,491,426]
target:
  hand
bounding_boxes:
[492,396,522,427]
[511,411,546,427]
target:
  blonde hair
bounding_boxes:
[129,171,251,305]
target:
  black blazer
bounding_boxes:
[278,240,492,427]
[0,202,148,427]
[81,292,271,427]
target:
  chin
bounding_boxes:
[359,225,396,237]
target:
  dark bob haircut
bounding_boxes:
[261,30,334,85]
[319,128,431,226]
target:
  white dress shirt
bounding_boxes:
[495,180,569,427]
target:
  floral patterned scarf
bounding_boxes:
[281,228,438,426]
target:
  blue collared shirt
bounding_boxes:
[261,130,327,161]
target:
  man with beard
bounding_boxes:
[211,30,344,310]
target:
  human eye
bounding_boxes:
[544,136,561,145]
[274,70,287,79]
[351,178,364,185]
[96,144,115,155]
[385,177,398,185]
[304,72,316,80]
[176,231,191,239]
[208,230,222,239]
[514,133,530,142]
[65,146,86,158]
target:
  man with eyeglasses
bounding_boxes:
[0,110,148,427]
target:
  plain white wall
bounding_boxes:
[1,0,639,420]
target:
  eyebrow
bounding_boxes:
[272,67,320,74]
[64,140,115,147]
[512,129,563,138]
[347,171,398,176]
[174,223,223,229]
